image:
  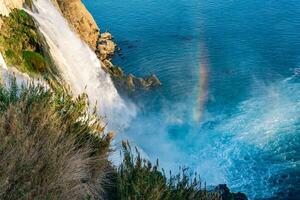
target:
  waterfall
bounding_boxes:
[26,0,136,130]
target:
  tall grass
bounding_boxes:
[115,141,221,200]
[0,80,112,200]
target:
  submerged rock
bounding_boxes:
[126,74,135,90]
[113,73,161,93]
[213,184,248,200]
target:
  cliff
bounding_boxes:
[53,0,161,91]
[52,0,116,63]
[53,0,100,50]
[0,0,115,64]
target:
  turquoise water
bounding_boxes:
[83,0,300,199]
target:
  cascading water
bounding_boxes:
[26,0,136,130]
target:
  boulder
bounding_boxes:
[103,59,113,69]
[97,39,116,60]
[144,74,161,87]
[126,74,135,90]
[213,184,248,200]
[100,32,112,40]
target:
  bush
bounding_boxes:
[23,51,47,72]
[0,9,55,76]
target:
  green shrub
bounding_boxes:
[23,50,47,72]
[0,9,54,76]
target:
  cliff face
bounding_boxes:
[53,0,100,50]
[53,0,117,72]
[53,0,160,91]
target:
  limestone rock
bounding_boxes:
[95,32,117,62]
[100,32,112,40]
[54,0,100,50]
[103,59,113,69]
[144,74,161,87]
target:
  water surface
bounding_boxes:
[83,0,300,199]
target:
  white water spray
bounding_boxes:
[26,0,136,130]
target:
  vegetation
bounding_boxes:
[116,141,220,200]
[0,80,113,200]
[0,9,56,77]
[23,50,47,72]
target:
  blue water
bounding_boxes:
[83,0,300,199]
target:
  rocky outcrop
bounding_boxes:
[213,184,248,200]
[52,0,117,66]
[53,0,161,91]
[53,0,99,51]
[96,32,116,61]
[0,8,61,91]
[96,32,161,91]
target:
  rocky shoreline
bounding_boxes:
[96,32,162,92]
